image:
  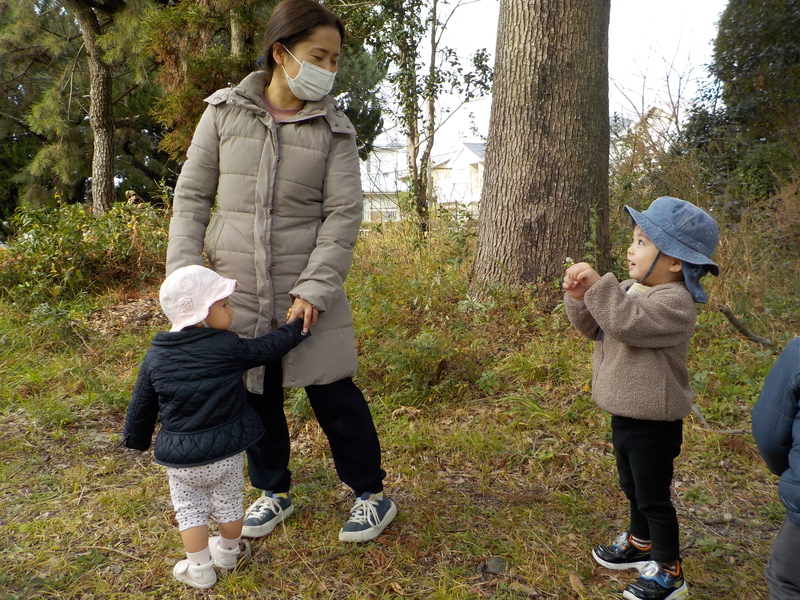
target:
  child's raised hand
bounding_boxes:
[563,262,601,300]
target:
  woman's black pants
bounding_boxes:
[245,361,386,497]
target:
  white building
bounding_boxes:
[360,143,407,223]
[360,142,486,223]
[430,142,485,216]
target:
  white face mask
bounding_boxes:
[280,45,336,102]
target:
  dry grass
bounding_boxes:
[0,389,779,599]
[0,209,793,599]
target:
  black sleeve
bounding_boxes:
[121,362,160,451]
[233,319,310,369]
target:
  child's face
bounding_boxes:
[203,297,233,330]
[627,226,683,285]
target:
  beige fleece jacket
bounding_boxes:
[564,273,697,421]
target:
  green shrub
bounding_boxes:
[347,218,585,410]
[0,202,168,310]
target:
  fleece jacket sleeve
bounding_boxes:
[584,274,696,349]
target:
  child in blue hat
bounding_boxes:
[563,197,719,600]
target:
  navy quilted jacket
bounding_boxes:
[752,336,800,527]
[122,320,308,467]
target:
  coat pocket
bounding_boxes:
[204,214,224,259]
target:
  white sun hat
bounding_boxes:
[159,265,237,332]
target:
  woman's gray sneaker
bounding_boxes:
[339,492,397,542]
[241,491,293,538]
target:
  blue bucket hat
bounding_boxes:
[624,197,719,303]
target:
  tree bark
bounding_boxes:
[230,1,252,59]
[417,0,438,224]
[471,0,611,297]
[61,0,116,213]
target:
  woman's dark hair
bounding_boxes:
[262,0,345,81]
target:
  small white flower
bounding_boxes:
[178,297,193,315]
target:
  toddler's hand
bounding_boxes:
[563,262,601,300]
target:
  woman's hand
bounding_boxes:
[286,297,318,334]
[563,262,601,301]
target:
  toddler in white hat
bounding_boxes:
[122,265,309,589]
[159,264,238,331]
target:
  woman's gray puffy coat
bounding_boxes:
[166,71,362,391]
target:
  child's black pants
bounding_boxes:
[611,415,683,563]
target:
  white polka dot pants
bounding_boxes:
[167,453,244,531]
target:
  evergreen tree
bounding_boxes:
[0,0,178,215]
[712,0,800,149]
[0,1,86,211]
[677,0,800,203]
[147,0,386,161]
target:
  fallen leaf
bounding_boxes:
[389,581,405,596]
[569,572,586,593]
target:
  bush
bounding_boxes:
[347,217,575,409]
[0,202,168,310]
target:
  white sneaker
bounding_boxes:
[172,558,216,589]
[209,536,240,570]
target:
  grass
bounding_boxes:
[0,211,793,599]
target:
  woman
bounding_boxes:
[165,0,395,543]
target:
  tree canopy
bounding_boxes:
[0,0,178,215]
[677,0,800,204]
[712,0,800,145]
[0,0,387,219]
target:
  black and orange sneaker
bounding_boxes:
[592,531,652,571]
[623,560,688,600]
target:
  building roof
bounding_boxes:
[463,142,486,160]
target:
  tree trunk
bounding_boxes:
[230,1,252,59]
[471,0,611,297]
[399,37,428,233]
[417,0,437,223]
[61,0,115,213]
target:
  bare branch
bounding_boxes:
[718,304,775,348]
[691,405,748,435]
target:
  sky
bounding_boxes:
[427,0,729,150]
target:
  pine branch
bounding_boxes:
[85,0,128,17]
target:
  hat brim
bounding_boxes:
[624,206,719,276]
